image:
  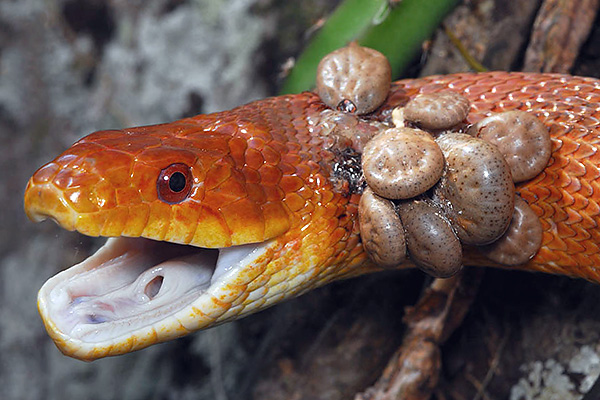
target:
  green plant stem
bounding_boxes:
[280,0,460,94]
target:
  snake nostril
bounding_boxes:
[144,276,164,300]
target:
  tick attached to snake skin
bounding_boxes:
[24,42,600,361]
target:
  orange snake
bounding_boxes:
[23,71,600,360]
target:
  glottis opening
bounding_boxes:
[145,276,164,299]
[38,237,266,345]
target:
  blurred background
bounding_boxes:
[3,0,600,399]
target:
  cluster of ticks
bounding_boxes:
[313,42,551,278]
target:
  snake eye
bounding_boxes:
[157,163,193,204]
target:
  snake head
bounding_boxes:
[24,116,296,247]
[23,94,370,360]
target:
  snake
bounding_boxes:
[23,71,600,361]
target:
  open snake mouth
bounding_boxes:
[37,237,270,357]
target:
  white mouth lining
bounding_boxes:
[38,237,268,346]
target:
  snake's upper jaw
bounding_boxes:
[37,236,273,361]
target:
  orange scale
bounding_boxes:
[169,122,204,136]
[580,115,600,128]
[281,153,302,167]
[329,227,347,246]
[104,165,134,189]
[81,129,124,142]
[564,159,586,177]
[285,142,302,153]
[64,187,100,213]
[469,102,494,116]
[75,211,108,237]
[92,180,118,210]
[220,198,265,244]
[591,181,600,200]
[283,192,306,213]
[582,238,600,255]
[580,213,598,230]
[583,197,600,217]
[420,83,451,94]
[244,148,264,170]
[565,238,587,255]
[296,185,313,200]
[280,175,305,193]
[143,201,172,241]
[242,166,261,184]
[212,122,239,137]
[246,182,267,204]
[261,202,292,238]
[259,164,283,185]
[488,81,518,94]
[320,190,334,204]
[538,201,555,219]
[574,142,598,159]
[121,203,150,237]
[54,153,83,168]
[216,173,248,199]
[263,185,284,202]
[188,184,205,203]
[584,132,600,146]
[545,233,569,251]
[247,136,266,150]
[585,153,600,173]
[563,177,582,197]
[162,137,199,152]
[100,207,129,237]
[578,84,597,94]
[524,180,549,202]
[165,203,203,244]
[572,225,592,241]
[183,135,230,155]
[564,97,589,107]
[496,100,523,111]
[32,162,60,184]
[131,163,159,202]
[262,145,281,164]
[52,166,99,190]
[189,205,231,248]
[189,162,207,185]
[136,147,197,169]
[552,152,569,169]
[557,222,577,238]
[541,230,556,246]
[297,201,315,215]
[552,204,568,223]
[202,187,245,210]
[115,187,142,206]
[205,161,233,191]
[228,136,248,167]
[480,91,508,103]
[321,203,340,219]
[447,79,472,91]
[575,177,593,198]
[278,162,297,176]
[574,253,596,269]
[95,135,162,154]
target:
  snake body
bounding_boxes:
[24,71,600,360]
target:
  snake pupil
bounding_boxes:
[169,172,186,192]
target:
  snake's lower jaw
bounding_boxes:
[37,236,274,361]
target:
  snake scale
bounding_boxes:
[23,71,600,360]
